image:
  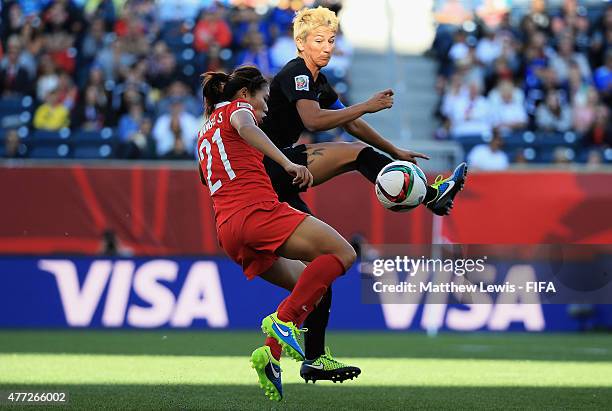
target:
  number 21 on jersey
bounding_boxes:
[198,128,236,195]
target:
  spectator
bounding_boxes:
[193,7,232,54]
[441,73,467,119]
[43,31,77,75]
[536,91,572,132]
[112,63,152,113]
[156,80,202,117]
[80,18,109,66]
[583,105,612,147]
[476,27,502,67]
[236,32,273,78]
[489,80,527,133]
[552,146,573,165]
[120,117,157,159]
[0,0,352,161]
[33,88,70,130]
[270,26,296,73]
[448,30,470,64]
[514,149,530,166]
[593,49,612,106]
[572,87,599,134]
[549,35,591,84]
[268,0,297,39]
[586,149,603,168]
[55,70,78,109]
[36,54,59,101]
[568,62,590,104]
[147,49,186,91]
[527,0,550,33]
[114,7,150,57]
[157,0,203,22]
[2,129,24,158]
[118,103,145,142]
[95,38,136,83]
[589,5,612,68]
[163,117,193,160]
[231,6,271,48]
[324,26,353,78]
[71,86,107,131]
[484,56,513,94]
[467,130,509,171]
[153,100,199,157]
[0,35,31,96]
[2,3,25,40]
[448,81,492,138]
[523,31,552,106]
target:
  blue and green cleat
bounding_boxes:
[261,312,306,362]
[425,162,468,216]
[250,346,283,401]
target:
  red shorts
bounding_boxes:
[217,201,308,280]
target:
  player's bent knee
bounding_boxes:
[335,244,357,271]
[349,142,368,157]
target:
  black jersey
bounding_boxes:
[261,57,340,148]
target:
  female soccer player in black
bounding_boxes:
[259,6,467,383]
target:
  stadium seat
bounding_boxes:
[28,129,71,159]
[536,147,576,163]
[503,132,530,149]
[28,142,71,159]
[536,132,577,147]
[73,144,114,159]
[31,129,69,141]
[72,128,116,159]
[0,96,24,118]
[454,134,486,158]
[0,96,33,129]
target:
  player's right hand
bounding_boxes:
[285,163,313,189]
[365,89,394,113]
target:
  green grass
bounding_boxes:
[0,331,611,410]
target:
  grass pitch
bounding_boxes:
[0,331,611,410]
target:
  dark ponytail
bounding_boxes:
[202,72,230,116]
[201,66,267,116]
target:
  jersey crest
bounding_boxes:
[294,75,309,91]
[237,101,253,109]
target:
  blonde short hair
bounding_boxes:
[293,6,339,43]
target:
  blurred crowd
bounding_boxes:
[431,0,612,169]
[0,0,349,160]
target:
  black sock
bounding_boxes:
[303,286,332,360]
[424,186,437,204]
[355,147,393,184]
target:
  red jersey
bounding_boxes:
[196,99,279,226]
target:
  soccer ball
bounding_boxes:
[375,161,428,212]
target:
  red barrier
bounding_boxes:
[0,165,610,255]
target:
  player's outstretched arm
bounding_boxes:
[231,110,313,188]
[296,89,394,132]
[343,118,430,164]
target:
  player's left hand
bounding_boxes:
[285,163,314,189]
[393,148,430,165]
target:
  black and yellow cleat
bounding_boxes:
[300,347,361,384]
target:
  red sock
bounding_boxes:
[265,337,282,361]
[277,254,345,324]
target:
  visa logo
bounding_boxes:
[39,259,228,328]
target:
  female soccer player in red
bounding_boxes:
[197,66,358,401]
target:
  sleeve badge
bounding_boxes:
[294,75,310,91]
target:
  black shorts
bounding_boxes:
[263,144,312,214]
